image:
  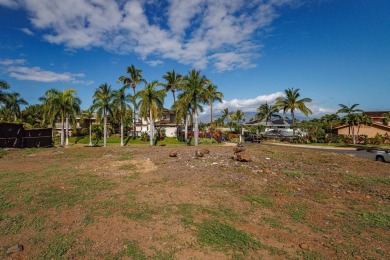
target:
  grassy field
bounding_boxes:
[0,144,389,259]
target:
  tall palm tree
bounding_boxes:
[204,84,224,125]
[321,113,340,131]
[92,83,114,147]
[255,102,281,129]
[356,113,372,137]
[162,70,183,104]
[182,69,209,146]
[174,93,193,144]
[336,103,363,144]
[39,88,81,147]
[113,86,132,146]
[82,107,95,146]
[220,108,232,126]
[276,88,312,137]
[0,80,10,106]
[63,89,81,146]
[2,92,28,122]
[118,65,145,138]
[138,80,166,146]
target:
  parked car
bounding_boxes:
[376,150,390,162]
[244,134,261,143]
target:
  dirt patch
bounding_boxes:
[0,144,389,259]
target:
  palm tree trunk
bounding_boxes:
[210,100,213,125]
[120,115,124,146]
[103,111,107,147]
[194,108,199,146]
[61,118,65,147]
[89,121,92,146]
[352,125,356,144]
[65,116,69,146]
[133,87,136,138]
[185,115,188,144]
[150,110,154,146]
[292,112,295,138]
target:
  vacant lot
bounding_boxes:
[1,144,389,259]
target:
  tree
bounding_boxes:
[39,88,81,147]
[118,65,145,138]
[204,83,224,125]
[113,86,132,146]
[138,80,166,146]
[220,108,232,125]
[255,102,281,128]
[92,83,114,147]
[21,104,45,128]
[162,70,183,104]
[381,112,390,126]
[82,108,95,146]
[4,92,28,122]
[182,69,209,146]
[336,104,363,144]
[173,93,192,143]
[276,88,312,137]
[321,113,340,131]
[0,80,10,106]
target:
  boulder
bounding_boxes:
[195,150,204,158]
[6,244,23,254]
[232,152,251,162]
[200,148,210,154]
[233,147,245,154]
[169,151,177,157]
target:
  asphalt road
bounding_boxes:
[246,142,379,161]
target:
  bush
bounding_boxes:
[140,132,150,142]
[0,148,6,158]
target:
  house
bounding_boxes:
[333,111,390,138]
[54,116,98,136]
[245,118,293,131]
[136,108,179,137]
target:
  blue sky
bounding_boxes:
[0,0,389,119]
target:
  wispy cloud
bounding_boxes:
[20,28,34,35]
[0,58,26,65]
[1,58,93,85]
[146,59,164,67]
[0,0,302,71]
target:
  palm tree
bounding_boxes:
[118,65,145,138]
[39,88,81,147]
[173,94,193,144]
[321,113,340,131]
[162,70,184,139]
[255,102,281,129]
[276,88,312,137]
[336,104,363,144]
[204,84,224,125]
[0,80,10,106]
[220,108,232,125]
[138,80,166,146]
[92,83,114,147]
[1,92,28,122]
[232,109,245,141]
[63,89,81,146]
[82,108,95,146]
[182,69,209,146]
[356,113,372,137]
[113,86,132,146]
[162,70,183,104]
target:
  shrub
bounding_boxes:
[140,132,150,142]
[0,148,6,159]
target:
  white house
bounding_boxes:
[136,109,179,138]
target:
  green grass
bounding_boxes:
[358,210,390,229]
[287,204,308,222]
[0,148,6,158]
[197,220,260,254]
[0,214,24,235]
[243,195,273,207]
[41,233,76,259]
[115,240,147,260]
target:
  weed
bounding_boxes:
[41,233,76,259]
[298,250,323,260]
[197,220,260,254]
[0,214,23,235]
[0,195,14,210]
[115,240,146,260]
[243,194,273,207]
[119,151,133,161]
[358,210,390,229]
[29,216,46,231]
[118,163,137,171]
[312,192,330,203]
[261,215,285,230]
[287,204,308,222]
[281,170,303,178]
[0,148,6,158]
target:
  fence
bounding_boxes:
[0,123,53,148]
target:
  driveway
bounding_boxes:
[248,142,378,161]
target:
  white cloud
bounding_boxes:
[146,59,164,67]
[20,28,34,35]
[0,58,26,65]
[0,0,301,71]
[5,65,93,85]
[214,92,285,112]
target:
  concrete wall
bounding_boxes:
[337,125,390,137]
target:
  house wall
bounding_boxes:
[165,127,176,137]
[337,125,389,137]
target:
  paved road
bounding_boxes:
[245,142,379,161]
